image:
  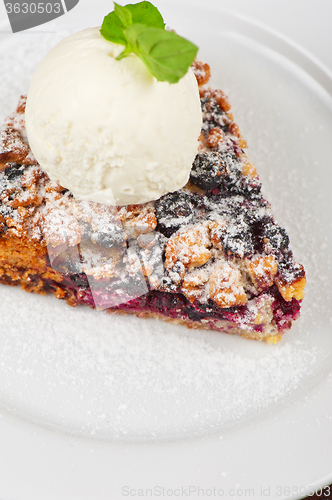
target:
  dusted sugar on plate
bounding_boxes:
[0,2,306,343]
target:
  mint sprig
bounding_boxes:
[100,1,198,84]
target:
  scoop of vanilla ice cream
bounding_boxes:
[25,27,202,206]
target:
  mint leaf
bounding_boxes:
[100,11,127,45]
[100,1,164,46]
[126,25,198,83]
[113,2,132,28]
[100,2,198,83]
[125,1,164,29]
[122,22,146,49]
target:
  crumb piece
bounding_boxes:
[246,255,278,291]
[229,123,247,148]
[206,127,225,148]
[182,267,210,302]
[165,224,211,272]
[207,262,247,307]
[118,203,157,239]
[241,159,258,179]
[214,89,231,112]
[192,59,211,86]
[275,275,306,301]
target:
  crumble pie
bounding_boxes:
[0,60,306,343]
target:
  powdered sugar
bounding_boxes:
[0,25,332,444]
[0,284,320,440]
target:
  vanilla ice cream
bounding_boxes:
[25,27,202,206]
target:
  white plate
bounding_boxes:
[0,1,332,498]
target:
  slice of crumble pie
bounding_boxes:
[0,60,306,343]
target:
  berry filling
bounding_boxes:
[58,272,301,333]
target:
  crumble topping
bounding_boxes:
[0,96,37,166]
[207,262,247,308]
[165,223,211,272]
[0,59,306,340]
